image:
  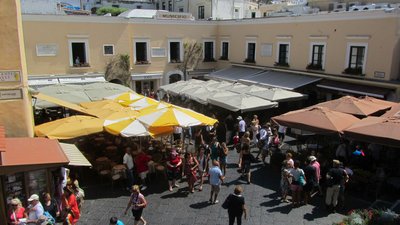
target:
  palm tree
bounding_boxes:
[105,54,131,86]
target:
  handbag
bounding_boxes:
[299,174,306,186]
[222,195,231,209]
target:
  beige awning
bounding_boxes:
[59,143,92,167]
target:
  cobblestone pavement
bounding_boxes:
[78,146,368,225]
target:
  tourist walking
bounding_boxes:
[280,161,291,203]
[237,116,246,139]
[325,160,349,213]
[238,143,252,184]
[109,216,125,225]
[123,146,135,190]
[184,152,199,193]
[42,192,60,220]
[289,160,305,207]
[194,128,204,154]
[134,148,152,191]
[209,160,225,204]
[219,142,229,176]
[250,120,260,147]
[222,185,247,225]
[309,155,322,195]
[166,149,182,192]
[124,185,147,225]
[303,158,317,204]
[197,145,208,191]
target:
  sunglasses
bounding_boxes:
[12,204,18,206]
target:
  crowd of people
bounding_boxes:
[7,176,83,225]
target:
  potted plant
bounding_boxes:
[343,67,363,75]
[306,63,323,71]
[274,62,289,67]
[243,58,255,63]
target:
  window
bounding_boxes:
[307,43,325,70]
[103,44,114,56]
[245,41,256,63]
[168,40,182,63]
[135,42,149,64]
[344,44,367,75]
[68,39,89,67]
[198,6,205,19]
[251,12,256,18]
[220,41,229,60]
[162,2,166,10]
[178,7,184,12]
[156,3,159,10]
[136,5,142,9]
[168,1,172,11]
[203,41,215,62]
[276,43,290,66]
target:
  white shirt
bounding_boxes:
[173,126,182,134]
[123,153,134,170]
[27,202,44,225]
[238,120,246,132]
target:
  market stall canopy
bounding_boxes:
[208,92,278,112]
[204,80,234,90]
[343,116,400,147]
[165,79,205,96]
[59,143,92,167]
[272,106,360,134]
[382,103,400,117]
[249,87,307,102]
[0,138,69,175]
[104,91,143,103]
[83,82,132,101]
[206,66,263,82]
[33,92,95,116]
[315,96,391,117]
[180,85,219,105]
[120,96,159,110]
[104,117,173,137]
[35,115,104,139]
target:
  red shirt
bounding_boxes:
[134,153,151,173]
[62,193,80,220]
[8,207,25,223]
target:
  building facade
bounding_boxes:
[22,10,400,99]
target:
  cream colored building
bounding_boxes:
[22,10,400,99]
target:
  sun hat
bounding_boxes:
[308,156,317,162]
[237,116,242,120]
[333,159,341,165]
[28,194,39,201]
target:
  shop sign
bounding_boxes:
[374,71,385,78]
[156,11,194,20]
[0,71,21,83]
[0,89,23,100]
[131,74,162,81]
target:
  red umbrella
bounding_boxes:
[343,116,400,147]
[272,106,360,134]
[316,96,391,117]
[382,103,400,117]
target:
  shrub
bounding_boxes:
[96,7,128,16]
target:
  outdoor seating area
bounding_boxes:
[272,95,400,202]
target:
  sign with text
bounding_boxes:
[36,44,58,56]
[151,48,166,57]
[0,71,21,83]
[261,44,273,57]
[0,89,23,100]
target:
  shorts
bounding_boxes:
[139,171,148,180]
[242,161,251,173]
[219,157,227,165]
[290,184,302,192]
[211,184,220,193]
[167,169,180,181]
[131,208,143,221]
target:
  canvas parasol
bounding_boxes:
[272,106,360,134]
[35,115,104,139]
[120,96,159,110]
[382,103,400,117]
[208,91,278,112]
[104,92,143,103]
[104,117,173,137]
[80,100,127,118]
[316,95,391,117]
[343,116,400,147]
[137,103,218,127]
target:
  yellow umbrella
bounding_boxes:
[80,100,127,118]
[137,103,218,127]
[104,92,143,103]
[120,96,159,110]
[35,115,104,139]
[104,117,173,137]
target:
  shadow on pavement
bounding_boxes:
[303,206,330,221]
[189,201,212,209]
[266,203,292,214]
[160,188,189,199]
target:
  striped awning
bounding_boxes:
[59,143,92,167]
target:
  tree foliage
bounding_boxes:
[96,7,128,16]
[105,54,131,86]
[178,41,203,80]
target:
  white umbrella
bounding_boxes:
[250,88,307,102]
